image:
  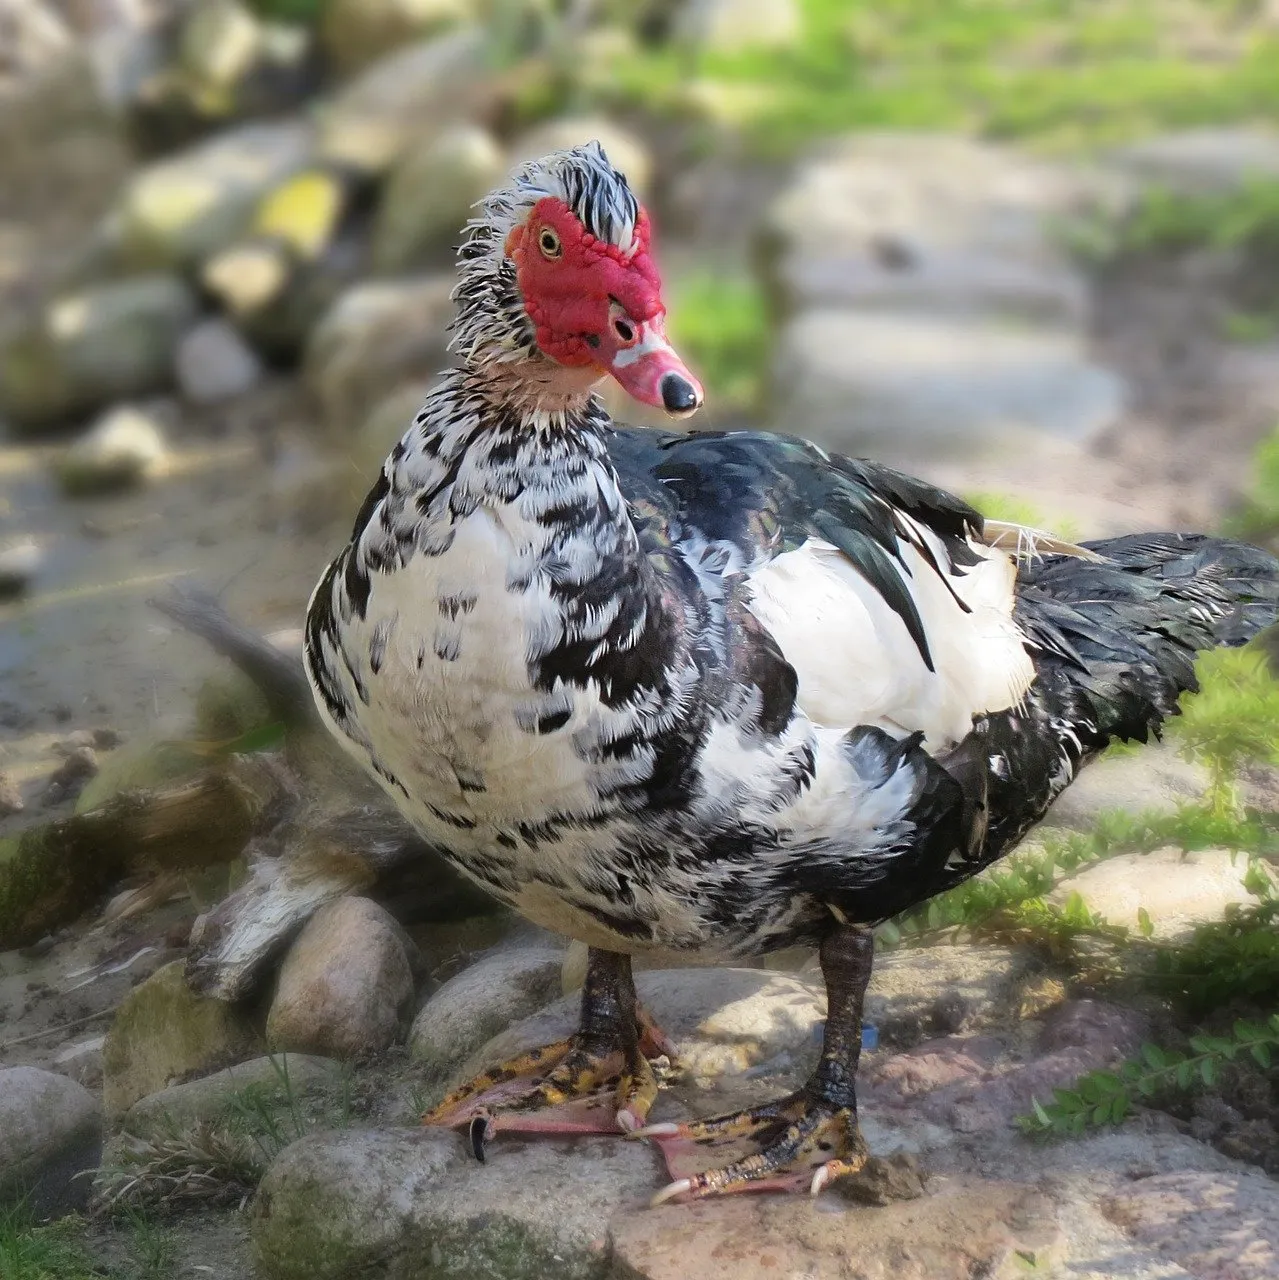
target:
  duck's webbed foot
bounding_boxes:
[633,923,875,1203]
[421,948,672,1156]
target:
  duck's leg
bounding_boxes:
[422,948,669,1154]
[634,922,874,1203]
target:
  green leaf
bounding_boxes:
[1176,1059,1194,1090]
[1052,1089,1085,1112]
[1137,906,1154,938]
[1110,1094,1130,1124]
[1200,1057,1218,1086]
[1141,1043,1167,1070]
[1031,1097,1052,1127]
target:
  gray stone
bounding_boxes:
[673,0,799,54]
[177,0,261,89]
[175,316,263,404]
[319,0,472,77]
[1047,742,1208,830]
[303,276,453,432]
[0,536,41,597]
[1050,846,1272,941]
[461,968,825,1089]
[316,27,488,175]
[0,277,197,431]
[115,119,314,271]
[51,1034,106,1089]
[1103,1169,1279,1280]
[0,771,23,815]
[762,134,1122,323]
[103,959,261,1118]
[771,310,1126,461]
[251,1126,659,1280]
[866,943,1041,1047]
[508,116,653,198]
[1110,127,1279,196]
[267,897,416,1059]
[0,0,73,83]
[0,1067,102,1215]
[123,1053,345,1139]
[55,403,169,496]
[409,942,565,1080]
[371,123,505,274]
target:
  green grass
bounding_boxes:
[602,0,1279,154]
[0,1207,99,1280]
[1228,423,1279,539]
[666,269,770,415]
[1119,180,1279,254]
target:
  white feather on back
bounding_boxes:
[743,529,1034,749]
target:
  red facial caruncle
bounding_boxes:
[506,196,704,418]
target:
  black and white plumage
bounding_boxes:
[303,143,1279,1197]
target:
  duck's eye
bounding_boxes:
[538,227,562,260]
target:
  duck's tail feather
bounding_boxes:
[934,532,1279,888]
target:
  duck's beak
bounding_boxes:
[598,308,704,420]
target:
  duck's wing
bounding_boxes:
[605,427,1037,749]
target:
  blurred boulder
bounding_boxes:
[125,1,317,153]
[266,897,417,1059]
[54,402,170,496]
[372,123,504,274]
[0,0,74,85]
[316,26,489,176]
[508,116,653,198]
[1109,127,1279,196]
[114,119,314,271]
[674,0,799,53]
[346,379,437,496]
[760,135,1128,462]
[175,316,263,404]
[0,537,42,598]
[319,0,473,78]
[0,275,197,431]
[303,276,453,432]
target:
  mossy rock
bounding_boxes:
[103,961,262,1118]
[74,740,205,815]
[194,669,275,741]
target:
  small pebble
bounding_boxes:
[0,538,41,598]
[43,745,98,805]
[0,771,23,816]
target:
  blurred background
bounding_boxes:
[5,0,1279,813]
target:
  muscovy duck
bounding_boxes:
[304,142,1279,1203]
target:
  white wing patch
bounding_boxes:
[743,529,1034,749]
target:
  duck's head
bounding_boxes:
[450,141,704,419]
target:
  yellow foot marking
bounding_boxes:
[420,1038,574,1125]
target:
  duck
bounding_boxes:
[303,141,1279,1203]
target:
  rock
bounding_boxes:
[0,771,23,816]
[177,0,261,89]
[54,404,169,496]
[461,968,824,1089]
[73,736,203,813]
[611,1180,1064,1280]
[1049,846,1271,941]
[123,1053,345,1139]
[0,1067,102,1216]
[866,943,1041,1047]
[0,0,73,83]
[673,0,799,54]
[772,311,1126,461]
[409,942,565,1080]
[0,536,42,597]
[252,1127,658,1280]
[250,167,348,260]
[1110,127,1279,197]
[345,378,436,495]
[303,276,453,432]
[266,897,416,1059]
[115,119,314,272]
[51,1035,107,1089]
[103,959,260,1117]
[863,1000,1146,1137]
[508,116,653,198]
[371,123,504,274]
[42,744,98,804]
[316,27,488,175]
[1047,743,1208,829]
[0,277,197,432]
[1104,1169,1279,1280]
[174,317,263,404]
[320,0,472,77]
[762,134,1119,324]
[193,669,273,740]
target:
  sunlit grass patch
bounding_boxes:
[666,270,770,415]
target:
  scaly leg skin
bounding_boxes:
[422,948,671,1157]
[633,923,875,1203]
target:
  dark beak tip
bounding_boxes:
[660,372,702,418]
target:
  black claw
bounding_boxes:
[469,1115,488,1162]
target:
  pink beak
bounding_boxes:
[598,309,704,419]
